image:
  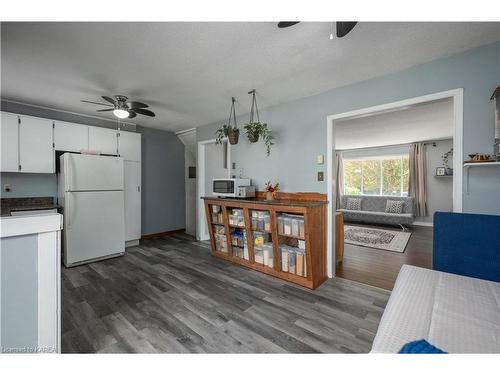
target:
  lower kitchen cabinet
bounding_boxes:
[124,160,142,244]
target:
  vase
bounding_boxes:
[266,192,274,201]
[228,129,239,145]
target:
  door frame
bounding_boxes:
[326,88,464,278]
[196,138,231,241]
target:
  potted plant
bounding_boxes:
[244,122,274,155]
[441,148,453,175]
[264,181,279,201]
[215,124,239,145]
[245,90,274,155]
[216,97,239,145]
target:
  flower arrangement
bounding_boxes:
[264,181,279,201]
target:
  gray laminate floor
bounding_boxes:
[62,233,390,353]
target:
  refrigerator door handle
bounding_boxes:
[67,192,72,229]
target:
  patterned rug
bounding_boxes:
[344,225,411,253]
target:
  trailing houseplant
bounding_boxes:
[215,97,239,145]
[245,89,274,156]
[215,124,239,145]
[244,122,274,155]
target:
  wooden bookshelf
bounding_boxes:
[202,196,328,289]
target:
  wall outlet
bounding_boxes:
[317,172,324,182]
[232,162,236,170]
[4,184,11,192]
[317,154,324,165]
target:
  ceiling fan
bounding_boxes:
[81,95,155,119]
[277,21,358,38]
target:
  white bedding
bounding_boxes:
[371,265,500,353]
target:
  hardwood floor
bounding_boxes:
[62,233,390,353]
[336,223,433,290]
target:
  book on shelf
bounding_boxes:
[281,248,289,272]
[296,253,304,276]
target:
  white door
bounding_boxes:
[63,153,124,191]
[54,121,89,152]
[64,190,125,266]
[118,131,141,161]
[124,161,141,241]
[0,112,19,172]
[19,116,54,173]
[88,126,118,155]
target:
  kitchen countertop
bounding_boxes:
[1,197,58,217]
[201,196,328,207]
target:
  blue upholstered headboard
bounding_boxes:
[433,212,500,282]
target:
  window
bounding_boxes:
[344,155,409,197]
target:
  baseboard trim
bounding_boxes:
[413,221,433,227]
[125,239,140,247]
[141,229,186,239]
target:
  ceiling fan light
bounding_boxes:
[113,109,129,119]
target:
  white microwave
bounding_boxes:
[212,178,256,198]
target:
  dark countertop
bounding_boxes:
[1,197,58,217]
[201,196,328,207]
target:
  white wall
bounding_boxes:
[335,98,453,150]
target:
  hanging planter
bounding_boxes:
[215,97,239,145]
[244,89,274,155]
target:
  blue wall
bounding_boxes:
[197,42,500,214]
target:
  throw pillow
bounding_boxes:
[346,198,362,211]
[385,200,404,214]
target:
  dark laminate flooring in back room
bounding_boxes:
[62,233,390,353]
[336,223,433,290]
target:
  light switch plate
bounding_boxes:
[317,154,324,165]
[317,171,324,181]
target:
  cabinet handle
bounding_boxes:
[137,186,141,192]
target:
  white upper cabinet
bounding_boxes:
[19,116,54,173]
[54,121,89,152]
[1,112,20,172]
[118,131,141,161]
[88,126,118,155]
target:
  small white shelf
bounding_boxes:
[463,161,500,168]
[463,162,500,194]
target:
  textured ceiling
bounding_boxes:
[1,22,499,132]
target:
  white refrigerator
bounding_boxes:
[58,153,125,267]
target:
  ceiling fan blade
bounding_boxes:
[96,108,115,112]
[127,111,137,119]
[336,22,357,38]
[126,101,148,109]
[102,96,116,105]
[133,108,155,117]
[278,21,300,28]
[80,100,113,107]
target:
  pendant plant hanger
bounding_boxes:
[244,89,274,156]
[215,96,239,145]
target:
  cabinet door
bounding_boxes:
[0,112,19,172]
[124,161,142,242]
[54,121,89,152]
[19,116,54,173]
[118,131,141,161]
[88,126,118,155]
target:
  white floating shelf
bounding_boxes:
[463,161,500,168]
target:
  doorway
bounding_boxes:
[326,89,464,283]
[197,139,231,241]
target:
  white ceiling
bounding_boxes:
[335,98,454,150]
[1,22,499,132]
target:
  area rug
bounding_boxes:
[344,225,411,253]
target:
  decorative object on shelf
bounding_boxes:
[465,153,494,163]
[441,148,453,175]
[244,89,274,156]
[264,181,279,201]
[435,167,446,176]
[491,86,500,159]
[215,97,239,145]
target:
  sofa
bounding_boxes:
[337,195,414,227]
[371,212,500,353]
